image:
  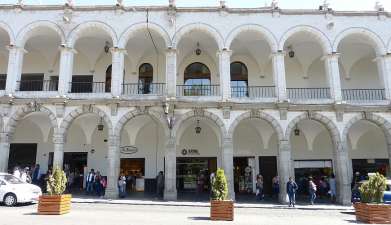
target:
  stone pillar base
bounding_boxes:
[164,190,177,201]
[279,192,288,204]
[104,188,119,199]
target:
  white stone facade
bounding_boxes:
[0,4,390,205]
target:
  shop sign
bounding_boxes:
[120,146,138,154]
[181,148,200,156]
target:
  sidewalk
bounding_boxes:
[70,197,354,211]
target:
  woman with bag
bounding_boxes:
[309,177,317,205]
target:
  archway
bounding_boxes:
[0,26,10,90]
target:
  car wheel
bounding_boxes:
[4,193,17,207]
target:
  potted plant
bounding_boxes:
[210,168,234,221]
[354,173,391,224]
[38,167,71,215]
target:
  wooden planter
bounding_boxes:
[210,200,234,221]
[38,194,72,215]
[354,202,391,224]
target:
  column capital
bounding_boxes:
[110,47,127,55]
[6,45,27,53]
[216,48,232,57]
[108,135,120,146]
[323,52,340,60]
[279,139,290,151]
[271,50,286,57]
[223,136,233,145]
[53,132,65,144]
[59,45,77,54]
[166,47,177,55]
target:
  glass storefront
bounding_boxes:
[352,159,390,178]
[176,157,217,192]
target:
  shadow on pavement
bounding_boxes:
[188,217,210,221]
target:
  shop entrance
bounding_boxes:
[259,156,277,197]
[176,157,217,193]
[352,159,389,178]
[8,143,37,172]
[233,157,254,194]
[120,158,146,193]
[294,160,333,199]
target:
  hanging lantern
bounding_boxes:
[294,125,300,136]
[195,120,201,134]
[195,42,201,56]
[97,117,104,131]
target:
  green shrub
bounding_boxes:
[46,167,67,195]
[211,168,228,201]
[359,173,387,204]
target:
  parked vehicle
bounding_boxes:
[0,173,42,206]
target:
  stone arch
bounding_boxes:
[6,105,58,140]
[172,23,224,49]
[172,110,227,143]
[227,110,283,142]
[0,21,15,44]
[16,20,65,47]
[342,113,391,147]
[225,24,278,52]
[67,21,118,48]
[118,22,171,49]
[279,25,332,54]
[59,105,113,138]
[285,112,341,151]
[333,27,386,56]
[114,108,170,139]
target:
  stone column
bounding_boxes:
[278,140,293,203]
[52,132,65,169]
[111,48,126,97]
[335,144,352,205]
[0,132,10,172]
[376,55,391,100]
[222,137,235,200]
[271,52,287,101]
[5,46,25,94]
[166,48,177,98]
[164,137,177,200]
[324,53,342,102]
[106,135,120,199]
[217,49,232,100]
[58,46,75,95]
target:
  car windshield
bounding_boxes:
[0,175,24,184]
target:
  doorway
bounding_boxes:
[120,158,145,193]
[8,143,37,172]
[234,157,254,194]
[259,156,277,197]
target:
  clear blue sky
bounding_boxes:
[1,0,390,11]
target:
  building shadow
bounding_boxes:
[188,216,210,221]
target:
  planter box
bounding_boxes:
[38,194,72,215]
[210,200,234,221]
[354,202,391,224]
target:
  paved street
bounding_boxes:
[0,203,358,225]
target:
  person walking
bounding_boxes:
[156,171,164,200]
[100,176,107,198]
[255,174,264,201]
[309,177,317,205]
[286,177,298,207]
[329,174,336,203]
[95,171,102,197]
[118,175,127,198]
[272,175,280,199]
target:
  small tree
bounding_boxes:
[211,168,228,201]
[46,167,67,195]
[359,173,387,203]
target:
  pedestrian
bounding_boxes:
[95,171,102,197]
[272,175,280,199]
[13,166,20,178]
[20,168,28,183]
[329,174,336,203]
[100,176,107,198]
[255,174,264,201]
[86,169,95,195]
[156,171,164,199]
[32,164,40,185]
[118,175,127,198]
[309,177,317,205]
[286,177,298,207]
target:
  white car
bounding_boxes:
[0,173,42,206]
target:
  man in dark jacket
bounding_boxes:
[286,177,298,207]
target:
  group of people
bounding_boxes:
[117,171,165,199]
[85,169,107,197]
[286,174,336,207]
[255,175,280,201]
[12,164,41,185]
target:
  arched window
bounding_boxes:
[139,63,153,94]
[230,62,248,97]
[183,62,211,96]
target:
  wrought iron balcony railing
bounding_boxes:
[287,88,331,100]
[18,80,58,91]
[122,83,165,95]
[176,85,220,97]
[342,89,385,101]
[69,82,107,93]
[231,86,276,98]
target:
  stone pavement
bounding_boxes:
[0,202,358,225]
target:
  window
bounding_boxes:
[20,73,44,91]
[0,74,6,90]
[71,75,93,93]
[183,63,211,96]
[138,63,153,94]
[230,62,248,97]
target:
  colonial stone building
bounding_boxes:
[0,1,390,205]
